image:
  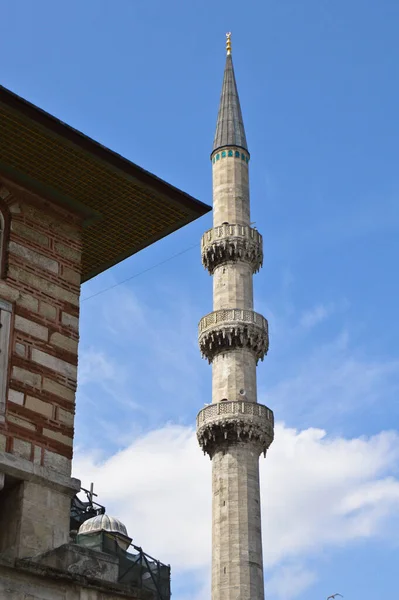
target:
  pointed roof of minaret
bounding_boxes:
[212,33,248,154]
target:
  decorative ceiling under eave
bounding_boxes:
[0,86,211,282]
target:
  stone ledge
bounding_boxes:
[201,223,263,274]
[0,451,80,496]
[0,549,151,598]
[196,401,274,457]
[198,309,269,363]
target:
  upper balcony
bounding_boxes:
[201,223,263,274]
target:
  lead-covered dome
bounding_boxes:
[78,514,132,550]
[78,514,128,537]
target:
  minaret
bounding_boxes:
[196,34,274,600]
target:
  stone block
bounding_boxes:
[25,396,53,419]
[50,332,78,354]
[15,315,48,342]
[61,311,79,330]
[13,438,32,460]
[15,342,26,357]
[43,428,73,447]
[57,407,74,427]
[11,220,49,246]
[9,266,80,307]
[12,367,41,389]
[0,433,6,452]
[33,445,42,465]
[43,449,71,476]
[62,266,81,285]
[9,241,59,274]
[0,280,20,302]
[39,301,57,320]
[42,378,75,403]
[8,414,36,431]
[54,242,81,263]
[8,389,24,406]
[31,349,77,379]
[16,293,39,313]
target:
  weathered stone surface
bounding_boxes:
[32,349,77,379]
[199,132,272,600]
[54,242,81,263]
[15,342,26,357]
[12,366,41,389]
[8,414,36,431]
[16,293,39,313]
[9,241,59,274]
[43,449,71,476]
[57,407,74,427]
[0,449,80,496]
[197,400,274,457]
[13,438,32,460]
[15,315,49,341]
[0,558,149,599]
[61,266,81,285]
[43,378,75,403]
[9,266,80,307]
[50,332,78,354]
[8,389,24,405]
[39,302,57,320]
[202,223,263,274]
[43,428,73,447]
[199,308,269,364]
[61,312,79,330]
[11,220,49,246]
[0,280,20,302]
[25,395,53,418]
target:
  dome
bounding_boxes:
[78,514,131,549]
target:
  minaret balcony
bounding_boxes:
[198,308,269,363]
[201,224,263,274]
[196,400,274,457]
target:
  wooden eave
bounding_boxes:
[0,85,211,282]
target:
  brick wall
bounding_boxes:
[0,177,83,477]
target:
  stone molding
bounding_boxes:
[196,400,274,457]
[198,308,269,363]
[201,223,263,274]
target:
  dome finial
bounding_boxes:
[226,32,232,56]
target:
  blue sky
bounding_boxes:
[2,1,399,598]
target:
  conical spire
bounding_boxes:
[212,33,248,154]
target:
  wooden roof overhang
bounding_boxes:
[0,86,211,282]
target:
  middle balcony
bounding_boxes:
[201,223,263,274]
[198,308,269,364]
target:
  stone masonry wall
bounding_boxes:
[0,177,83,478]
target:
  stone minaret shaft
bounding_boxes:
[196,34,274,600]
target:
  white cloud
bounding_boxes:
[298,303,334,329]
[266,563,317,600]
[72,422,399,600]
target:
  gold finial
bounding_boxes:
[226,32,232,55]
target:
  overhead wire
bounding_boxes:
[81,243,199,302]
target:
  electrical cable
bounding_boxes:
[81,243,199,302]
